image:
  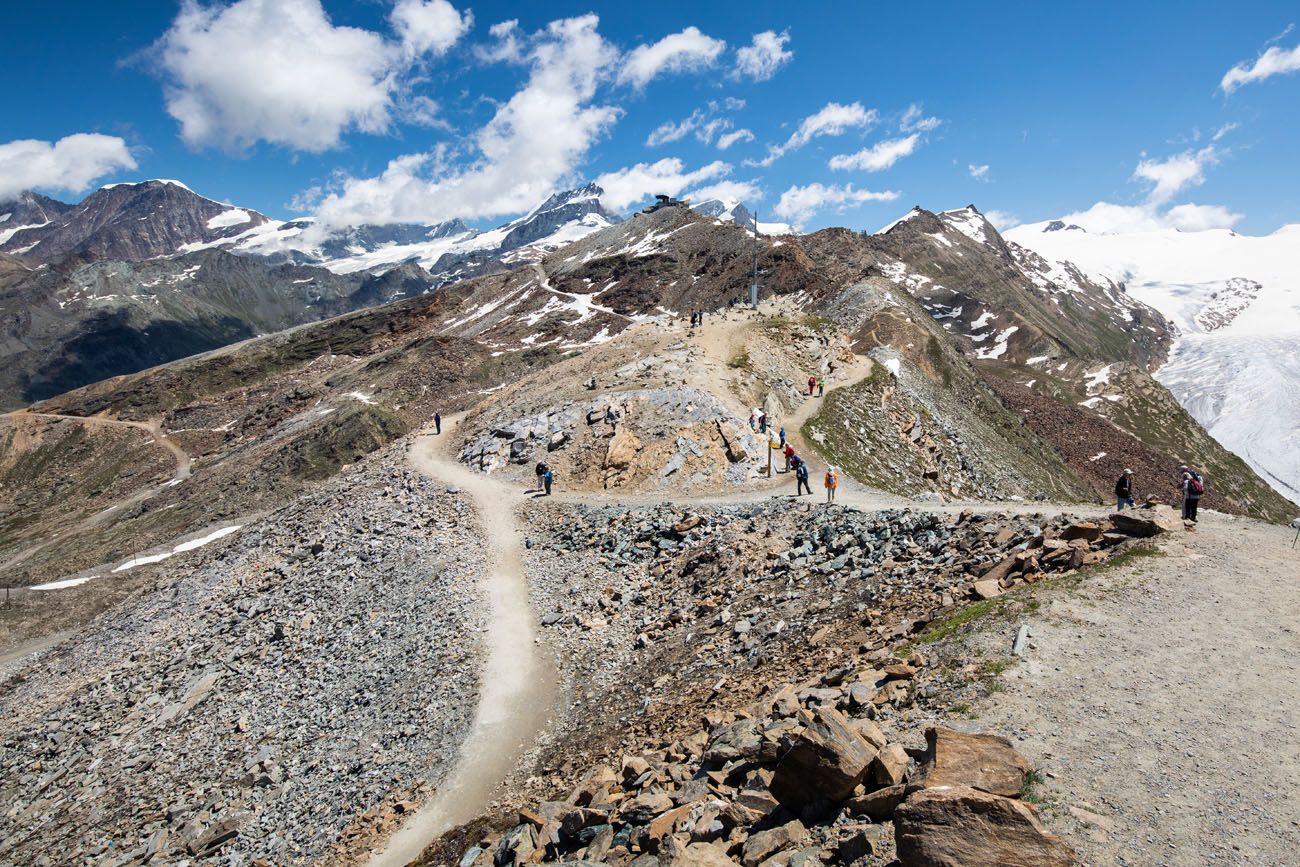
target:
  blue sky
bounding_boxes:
[2,0,1298,235]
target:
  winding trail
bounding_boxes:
[0,411,192,578]
[370,414,556,867]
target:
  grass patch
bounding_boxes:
[978,658,1018,677]
[728,351,752,371]
[1020,769,1047,804]
[916,599,999,645]
[950,702,973,718]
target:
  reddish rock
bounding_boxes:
[894,786,1076,866]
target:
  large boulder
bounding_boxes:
[894,786,1076,866]
[660,837,736,867]
[741,819,806,867]
[913,728,1031,798]
[1109,505,1180,537]
[770,707,877,807]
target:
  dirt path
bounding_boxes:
[370,414,556,867]
[0,411,193,577]
[975,512,1300,864]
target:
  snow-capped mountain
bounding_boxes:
[1006,219,1300,505]
[0,180,271,261]
[201,181,624,278]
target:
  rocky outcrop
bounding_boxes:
[894,787,1076,867]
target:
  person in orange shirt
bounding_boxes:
[824,466,839,503]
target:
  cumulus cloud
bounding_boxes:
[1051,200,1242,234]
[391,0,472,57]
[684,179,763,205]
[748,101,877,167]
[983,209,1019,231]
[618,26,726,89]
[773,182,899,225]
[594,158,730,210]
[154,0,471,153]
[1220,40,1300,92]
[0,134,137,200]
[1133,146,1218,205]
[312,14,619,227]
[828,135,920,171]
[733,30,792,81]
[969,163,990,181]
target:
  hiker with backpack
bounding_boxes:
[1179,465,1205,523]
[542,467,554,496]
[434,412,441,435]
[808,375,816,395]
[535,460,549,493]
[1115,468,1136,510]
[824,466,839,503]
[794,458,811,496]
[783,441,795,472]
[817,376,825,397]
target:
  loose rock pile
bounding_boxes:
[0,445,488,865]
[447,699,1075,867]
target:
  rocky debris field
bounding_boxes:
[458,386,763,491]
[0,443,489,865]
[468,498,1169,867]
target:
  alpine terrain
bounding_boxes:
[1,192,1296,867]
[1007,219,1300,506]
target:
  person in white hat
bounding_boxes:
[1115,468,1136,511]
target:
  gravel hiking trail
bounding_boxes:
[976,512,1300,865]
[372,414,557,867]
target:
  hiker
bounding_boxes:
[604,405,619,432]
[1115,468,1135,510]
[434,412,441,435]
[758,411,768,434]
[1179,464,1204,523]
[817,376,825,397]
[542,467,554,496]
[535,460,549,493]
[808,374,816,396]
[795,459,811,496]
[749,409,758,431]
[824,466,839,503]
[783,441,795,472]
[778,426,787,448]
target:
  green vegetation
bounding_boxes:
[728,351,752,371]
[916,599,999,645]
[1020,768,1047,804]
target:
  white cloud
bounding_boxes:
[716,128,754,150]
[477,19,524,63]
[748,101,877,167]
[733,30,792,81]
[1051,200,1242,234]
[0,134,137,200]
[1162,202,1244,231]
[647,99,750,149]
[969,163,990,181]
[1133,146,1218,205]
[773,182,899,225]
[594,158,730,210]
[156,0,471,152]
[685,179,763,204]
[618,26,726,89]
[900,103,941,133]
[391,0,472,57]
[646,111,702,146]
[311,14,619,227]
[983,209,1019,231]
[1212,121,1239,141]
[1220,40,1300,93]
[828,134,920,171]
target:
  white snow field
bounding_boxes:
[1006,221,1300,505]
